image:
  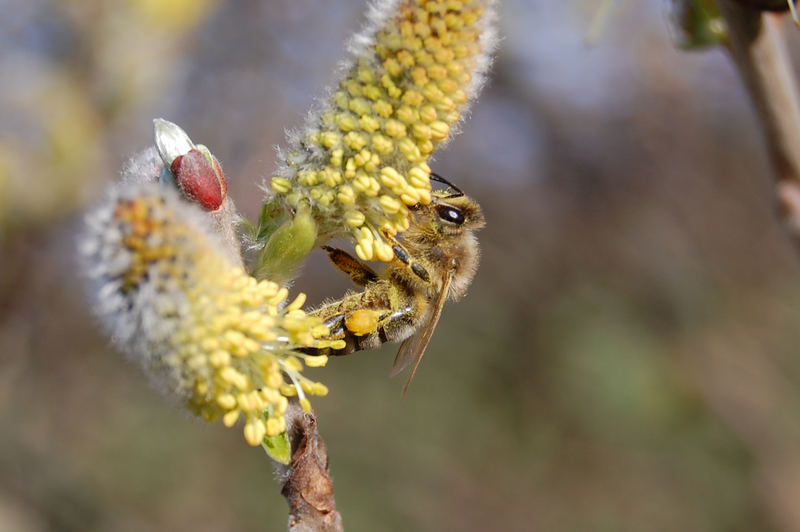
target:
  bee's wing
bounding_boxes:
[390,268,454,396]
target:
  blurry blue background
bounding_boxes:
[3,1,800,530]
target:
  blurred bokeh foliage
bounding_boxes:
[3,0,800,530]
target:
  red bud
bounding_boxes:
[170,149,227,211]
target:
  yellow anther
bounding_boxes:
[353,174,371,193]
[209,349,232,368]
[220,366,250,391]
[412,123,432,140]
[358,66,374,84]
[444,13,463,29]
[435,48,455,64]
[423,83,445,103]
[276,395,289,414]
[430,120,450,140]
[299,397,312,413]
[398,137,422,162]
[427,64,448,80]
[359,114,381,133]
[269,286,289,306]
[280,383,298,396]
[439,79,459,95]
[311,382,329,396]
[374,239,394,262]
[367,176,381,196]
[338,186,357,205]
[237,392,257,412]
[311,324,330,338]
[286,293,307,312]
[334,91,349,110]
[260,387,281,404]
[329,339,346,350]
[321,168,343,187]
[400,19,414,37]
[217,393,237,410]
[271,177,291,193]
[344,158,357,178]
[379,195,402,214]
[330,149,344,167]
[397,106,420,125]
[285,355,303,372]
[372,134,394,154]
[380,166,404,188]
[411,66,429,86]
[401,90,425,107]
[349,98,371,116]
[408,166,430,189]
[304,354,329,368]
[373,100,393,118]
[244,419,266,446]
[320,131,340,148]
[363,85,382,100]
[364,152,380,172]
[384,119,407,138]
[418,187,432,204]
[344,132,368,151]
[223,410,240,427]
[266,416,284,437]
[336,113,358,131]
[452,44,470,59]
[401,192,421,206]
[345,79,362,96]
[383,57,402,77]
[420,105,438,123]
[397,50,415,68]
[298,170,318,186]
[354,149,372,167]
[345,209,366,227]
[415,49,434,67]
[414,21,432,38]
[355,242,373,261]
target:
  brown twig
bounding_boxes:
[275,403,343,532]
[731,0,790,11]
[717,1,800,244]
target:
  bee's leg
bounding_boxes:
[382,233,431,283]
[320,303,416,356]
[323,245,378,286]
[304,281,417,356]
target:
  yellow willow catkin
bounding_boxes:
[270,0,497,261]
[81,183,340,445]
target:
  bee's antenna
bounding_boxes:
[429,172,464,198]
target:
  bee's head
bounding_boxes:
[428,172,485,234]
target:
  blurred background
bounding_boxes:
[3,0,800,530]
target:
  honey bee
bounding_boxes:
[306,173,485,394]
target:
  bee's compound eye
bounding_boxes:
[436,205,465,225]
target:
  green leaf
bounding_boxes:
[262,431,292,465]
[255,196,287,243]
[669,0,726,50]
[252,204,317,284]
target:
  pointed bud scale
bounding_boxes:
[170,149,227,211]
